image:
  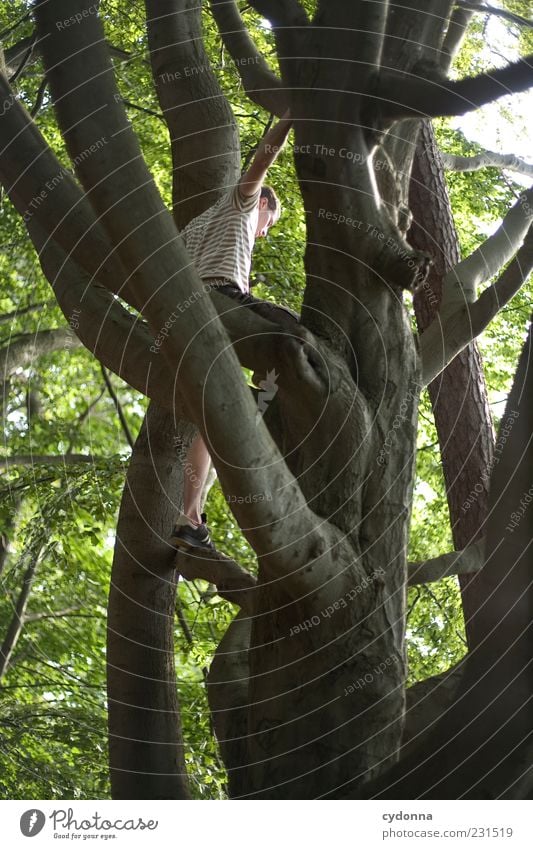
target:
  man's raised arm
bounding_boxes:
[238,110,293,197]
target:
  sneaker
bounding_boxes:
[170,513,215,552]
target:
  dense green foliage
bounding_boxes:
[0,1,531,799]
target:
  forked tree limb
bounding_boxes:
[0,68,305,402]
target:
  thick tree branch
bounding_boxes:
[176,547,257,614]
[209,0,288,115]
[420,226,533,386]
[108,404,192,799]
[408,539,484,586]
[378,53,533,121]
[441,148,533,179]
[0,86,308,412]
[28,222,181,412]
[0,72,142,312]
[206,609,251,798]
[0,329,82,378]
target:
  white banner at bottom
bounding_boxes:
[1,800,531,848]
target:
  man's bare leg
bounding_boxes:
[171,433,215,550]
[183,433,211,526]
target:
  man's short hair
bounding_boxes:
[261,185,281,221]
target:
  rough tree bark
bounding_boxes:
[1,0,532,800]
[409,119,495,650]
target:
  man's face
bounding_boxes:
[255,196,278,238]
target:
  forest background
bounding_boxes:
[0,0,532,799]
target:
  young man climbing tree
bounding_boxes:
[170,110,296,551]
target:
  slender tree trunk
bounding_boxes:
[409,119,495,650]
[0,544,42,679]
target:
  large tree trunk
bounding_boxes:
[217,2,439,799]
[107,405,192,799]
[373,317,533,798]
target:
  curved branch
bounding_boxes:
[29,221,181,412]
[107,404,192,799]
[442,186,533,310]
[441,149,533,179]
[379,53,533,121]
[420,227,533,386]
[209,0,287,115]
[0,73,142,312]
[408,539,484,587]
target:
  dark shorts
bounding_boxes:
[206,279,299,331]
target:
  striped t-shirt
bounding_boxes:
[181,185,261,294]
